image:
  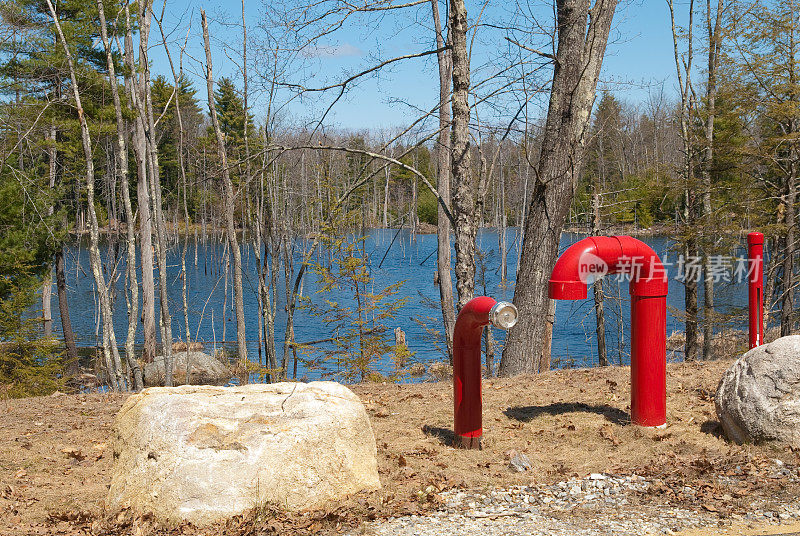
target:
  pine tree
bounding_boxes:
[0,162,62,397]
[213,77,254,150]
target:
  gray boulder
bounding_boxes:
[715,335,800,446]
[143,351,231,387]
[106,382,380,526]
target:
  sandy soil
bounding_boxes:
[2,359,800,535]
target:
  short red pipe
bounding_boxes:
[453,296,517,449]
[549,236,668,427]
[747,232,764,348]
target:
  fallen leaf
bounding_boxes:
[599,425,621,446]
[61,447,86,461]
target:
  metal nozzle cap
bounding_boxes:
[489,301,518,330]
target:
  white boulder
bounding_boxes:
[143,351,231,387]
[715,335,800,446]
[107,382,380,526]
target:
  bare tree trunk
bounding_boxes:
[143,15,174,386]
[41,272,52,338]
[591,191,608,366]
[124,3,157,368]
[97,0,142,390]
[541,299,555,371]
[282,238,296,379]
[155,7,192,380]
[432,0,456,361]
[202,10,249,368]
[47,0,125,390]
[383,161,390,227]
[782,164,797,335]
[668,0,700,360]
[449,0,477,311]
[56,247,79,375]
[701,0,723,359]
[42,126,57,339]
[782,17,799,336]
[499,153,508,285]
[500,0,617,376]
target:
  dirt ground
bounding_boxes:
[2,359,800,535]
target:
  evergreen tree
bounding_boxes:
[213,77,254,149]
[151,74,202,209]
[0,158,62,397]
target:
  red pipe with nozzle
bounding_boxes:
[549,236,668,427]
[453,296,518,449]
[747,232,764,348]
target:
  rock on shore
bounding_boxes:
[107,382,381,526]
[716,335,800,446]
[143,351,230,387]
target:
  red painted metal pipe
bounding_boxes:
[453,296,518,449]
[747,232,764,348]
[549,236,668,427]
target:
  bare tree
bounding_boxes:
[700,0,724,358]
[155,3,193,379]
[202,10,249,368]
[431,0,456,360]
[669,0,700,360]
[123,2,158,371]
[139,0,175,385]
[501,0,617,375]
[449,0,476,310]
[97,0,143,390]
[46,0,125,390]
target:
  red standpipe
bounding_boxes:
[549,236,668,427]
[747,232,764,348]
[453,296,518,449]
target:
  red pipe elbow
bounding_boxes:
[548,236,667,427]
[549,236,667,299]
[747,232,764,348]
[453,297,518,449]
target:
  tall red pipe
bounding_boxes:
[747,232,764,348]
[549,236,668,427]
[453,296,517,449]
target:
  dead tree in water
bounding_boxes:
[155,5,193,379]
[123,2,158,372]
[202,10,249,369]
[135,0,174,384]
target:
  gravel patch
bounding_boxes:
[355,470,800,536]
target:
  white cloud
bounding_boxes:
[302,43,363,59]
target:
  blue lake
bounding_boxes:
[48,229,756,379]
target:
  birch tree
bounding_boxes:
[202,10,248,367]
[45,0,125,390]
[96,0,142,389]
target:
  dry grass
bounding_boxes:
[2,359,799,535]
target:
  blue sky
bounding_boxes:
[149,0,686,131]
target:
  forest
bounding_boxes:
[0,0,797,395]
